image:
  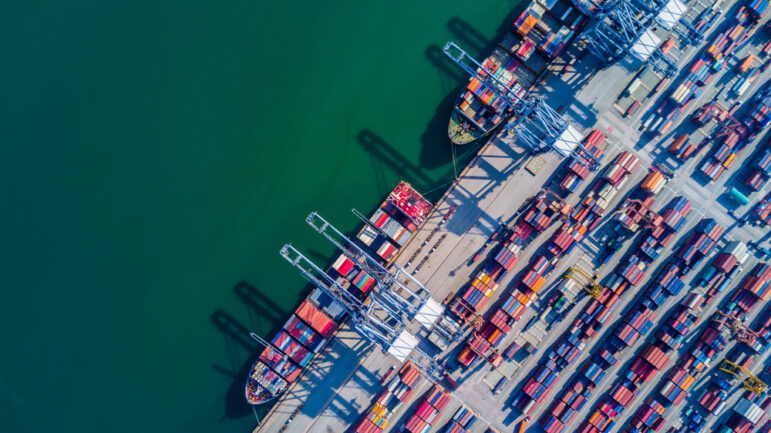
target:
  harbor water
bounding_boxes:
[0,1,522,432]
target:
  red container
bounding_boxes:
[295,300,338,338]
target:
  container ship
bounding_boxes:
[246,182,432,405]
[448,0,587,145]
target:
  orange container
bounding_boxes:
[738,54,754,73]
[531,276,546,293]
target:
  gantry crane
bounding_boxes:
[280,244,403,344]
[307,211,464,346]
[577,0,679,77]
[719,359,768,395]
[670,0,723,47]
[712,311,761,346]
[564,266,605,299]
[306,212,429,321]
[306,212,463,325]
[616,197,664,230]
[442,42,601,171]
[692,102,750,140]
[280,244,451,379]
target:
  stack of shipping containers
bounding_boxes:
[352,361,423,433]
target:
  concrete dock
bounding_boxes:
[252,1,771,432]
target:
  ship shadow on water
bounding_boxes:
[422,45,482,173]
[418,85,483,170]
[447,7,527,59]
[447,16,491,55]
[210,309,265,420]
[358,127,480,204]
[211,282,296,422]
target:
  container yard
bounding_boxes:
[250,0,771,432]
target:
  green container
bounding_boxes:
[553,294,567,310]
[729,187,750,206]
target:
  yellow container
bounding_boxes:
[681,375,695,390]
[723,153,735,167]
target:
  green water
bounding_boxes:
[1,1,521,432]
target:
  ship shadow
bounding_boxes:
[418,86,485,171]
[358,128,461,202]
[422,44,481,176]
[211,282,299,422]
[420,86,461,168]
[210,309,276,421]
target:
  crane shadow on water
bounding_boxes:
[211,282,297,421]
[210,309,265,420]
[234,280,289,331]
[446,8,528,60]
[358,128,482,203]
[358,129,440,193]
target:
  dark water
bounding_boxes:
[0,1,521,432]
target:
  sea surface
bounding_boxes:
[1,1,522,432]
